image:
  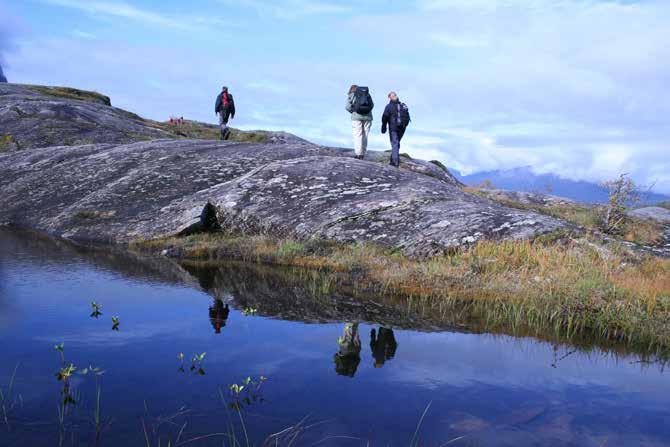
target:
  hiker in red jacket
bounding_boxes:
[214,86,236,140]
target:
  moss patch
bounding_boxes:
[24,85,111,106]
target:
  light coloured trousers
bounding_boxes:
[351,120,372,157]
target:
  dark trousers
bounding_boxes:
[389,126,405,166]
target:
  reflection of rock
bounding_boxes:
[370,327,397,368]
[0,227,200,289]
[209,299,229,334]
[181,262,469,331]
[334,323,361,377]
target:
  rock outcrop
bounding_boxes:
[0,139,567,256]
[0,83,171,149]
[0,65,6,83]
[475,188,576,207]
[0,82,571,256]
[628,207,670,224]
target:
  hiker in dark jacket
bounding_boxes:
[381,91,410,167]
[214,86,236,140]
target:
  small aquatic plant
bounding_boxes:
[242,307,258,316]
[111,316,120,331]
[90,301,103,318]
[54,342,65,363]
[190,352,207,375]
[177,352,185,372]
[227,375,267,409]
[56,363,77,382]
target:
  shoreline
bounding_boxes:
[130,231,670,358]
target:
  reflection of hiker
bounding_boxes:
[334,323,362,377]
[209,299,230,334]
[370,327,397,368]
[381,91,411,167]
[345,85,374,160]
[214,86,236,140]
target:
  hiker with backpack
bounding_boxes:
[381,91,411,167]
[214,86,236,140]
[345,85,374,159]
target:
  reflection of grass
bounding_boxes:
[133,232,670,356]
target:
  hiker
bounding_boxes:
[381,91,411,167]
[345,85,374,159]
[214,86,236,140]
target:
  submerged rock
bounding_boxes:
[0,139,567,256]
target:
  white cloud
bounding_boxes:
[220,0,351,19]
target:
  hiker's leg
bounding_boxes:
[360,120,372,157]
[390,130,400,167]
[219,112,228,140]
[351,120,364,157]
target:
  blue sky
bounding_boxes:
[2,0,669,193]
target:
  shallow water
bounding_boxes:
[1,228,669,446]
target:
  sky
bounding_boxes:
[1,0,669,193]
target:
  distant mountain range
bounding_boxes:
[452,166,670,205]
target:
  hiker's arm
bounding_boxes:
[230,97,236,119]
[345,96,352,113]
[214,94,220,114]
[381,105,389,133]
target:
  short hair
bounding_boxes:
[222,86,228,91]
[388,91,397,98]
[349,84,358,95]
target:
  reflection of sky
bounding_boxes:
[2,233,670,446]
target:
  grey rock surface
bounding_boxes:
[0,83,171,150]
[0,139,567,256]
[628,207,670,224]
[477,188,576,207]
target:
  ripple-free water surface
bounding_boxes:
[0,228,669,446]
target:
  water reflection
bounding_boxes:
[208,299,229,334]
[370,327,398,368]
[334,323,362,377]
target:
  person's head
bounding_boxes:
[388,91,398,102]
[348,84,358,95]
[222,86,228,93]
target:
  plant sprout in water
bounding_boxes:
[242,307,258,316]
[227,375,267,410]
[90,301,103,318]
[54,342,65,363]
[178,352,207,375]
[111,316,120,331]
[190,352,207,375]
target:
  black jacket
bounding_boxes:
[214,92,236,119]
[381,99,401,133]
